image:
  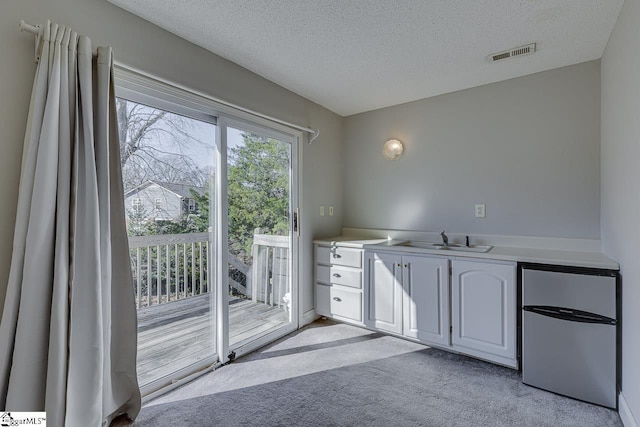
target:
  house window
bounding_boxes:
[155,198,162,210]
[188,199,196,212]
[132,198,143,211]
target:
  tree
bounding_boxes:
[227,133,290,262]
[116,98,213,192]
[126,205,151,236]
[117,99,166,167]
[190,187,211,233]
[116,99,290,265]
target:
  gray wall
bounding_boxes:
[0,0,344,316]
[343,61,601,238]
[601,0,640,421]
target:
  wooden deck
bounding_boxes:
[137,293,289,387]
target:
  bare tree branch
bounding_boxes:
[116,98,214,192]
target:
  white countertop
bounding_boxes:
[314,236,619,270]
[313,236,390,248]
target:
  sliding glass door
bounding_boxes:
[219,119,297,358]
[116,77,300,393]
[116,96,217,394]
[225,124,296,353]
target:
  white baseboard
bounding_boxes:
[302,309,318,326]
[620,392,639,427]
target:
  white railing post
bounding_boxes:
[174,243,179,299]
[146,248,151,307]
[183,243,187,298]
[251,229,259,303]
[199,241,203,294]
[265,246,271,305]
[156,245,161,304]
[136,248,141,308]
[165,244,170,302]
[191,242,196,295]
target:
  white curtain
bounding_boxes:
[0,21,141,426]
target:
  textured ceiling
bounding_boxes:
[107,0,623,116]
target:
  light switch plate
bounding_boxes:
[320,206,325,216]
[329,206,334,216]
[475,204,486,218]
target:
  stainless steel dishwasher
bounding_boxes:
[521,264,619,409]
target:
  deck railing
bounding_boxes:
[129,232,209,308]
[128,232,290,310]
[251,233,290,310]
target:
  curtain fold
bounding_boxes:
[0,21,141,427]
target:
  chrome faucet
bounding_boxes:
[440,230,449,246]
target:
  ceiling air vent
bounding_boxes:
[490,43,536,62]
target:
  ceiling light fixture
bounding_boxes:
[383,139,404,160]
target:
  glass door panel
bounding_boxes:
[226,126,294,350]
[116,97,217,393]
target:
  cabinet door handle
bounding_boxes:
[332,273,341,278]
[333,254,342,258]
[396,263,401,267]
[333,297,342,302]
[404,264,408,268]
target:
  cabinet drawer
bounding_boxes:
[316,284,362,322]
[316,246,362,268]
[317,265,361,288]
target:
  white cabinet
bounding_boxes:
[365,251,403,334]
[321,244,519,369]
[364,251,518,368]
[451,259,517,368]
[365,251,450,346]
[402,255,450,346]
[315,244,364,325]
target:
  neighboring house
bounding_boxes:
[124,181,203,221]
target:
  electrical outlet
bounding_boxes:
[320,206,325,216]
[329,206,334,216]
[475,204,486,218]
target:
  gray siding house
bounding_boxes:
[124,181,202,221]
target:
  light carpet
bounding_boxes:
[130,319,622,427]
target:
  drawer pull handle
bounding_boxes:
[333,297,342,302]
[332,273,341,278]
[333,254,342,258]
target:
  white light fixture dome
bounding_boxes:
[383,139,404,160]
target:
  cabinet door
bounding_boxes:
[402,255,450,346]
[365,251,403,334]
[451,260,517,367]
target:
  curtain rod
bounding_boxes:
[19,20,42,62]
[19,19,320,141]
[19,20,39,35]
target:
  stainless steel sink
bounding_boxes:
[400,241,493,253]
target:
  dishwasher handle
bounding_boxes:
[523,305,616,325]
